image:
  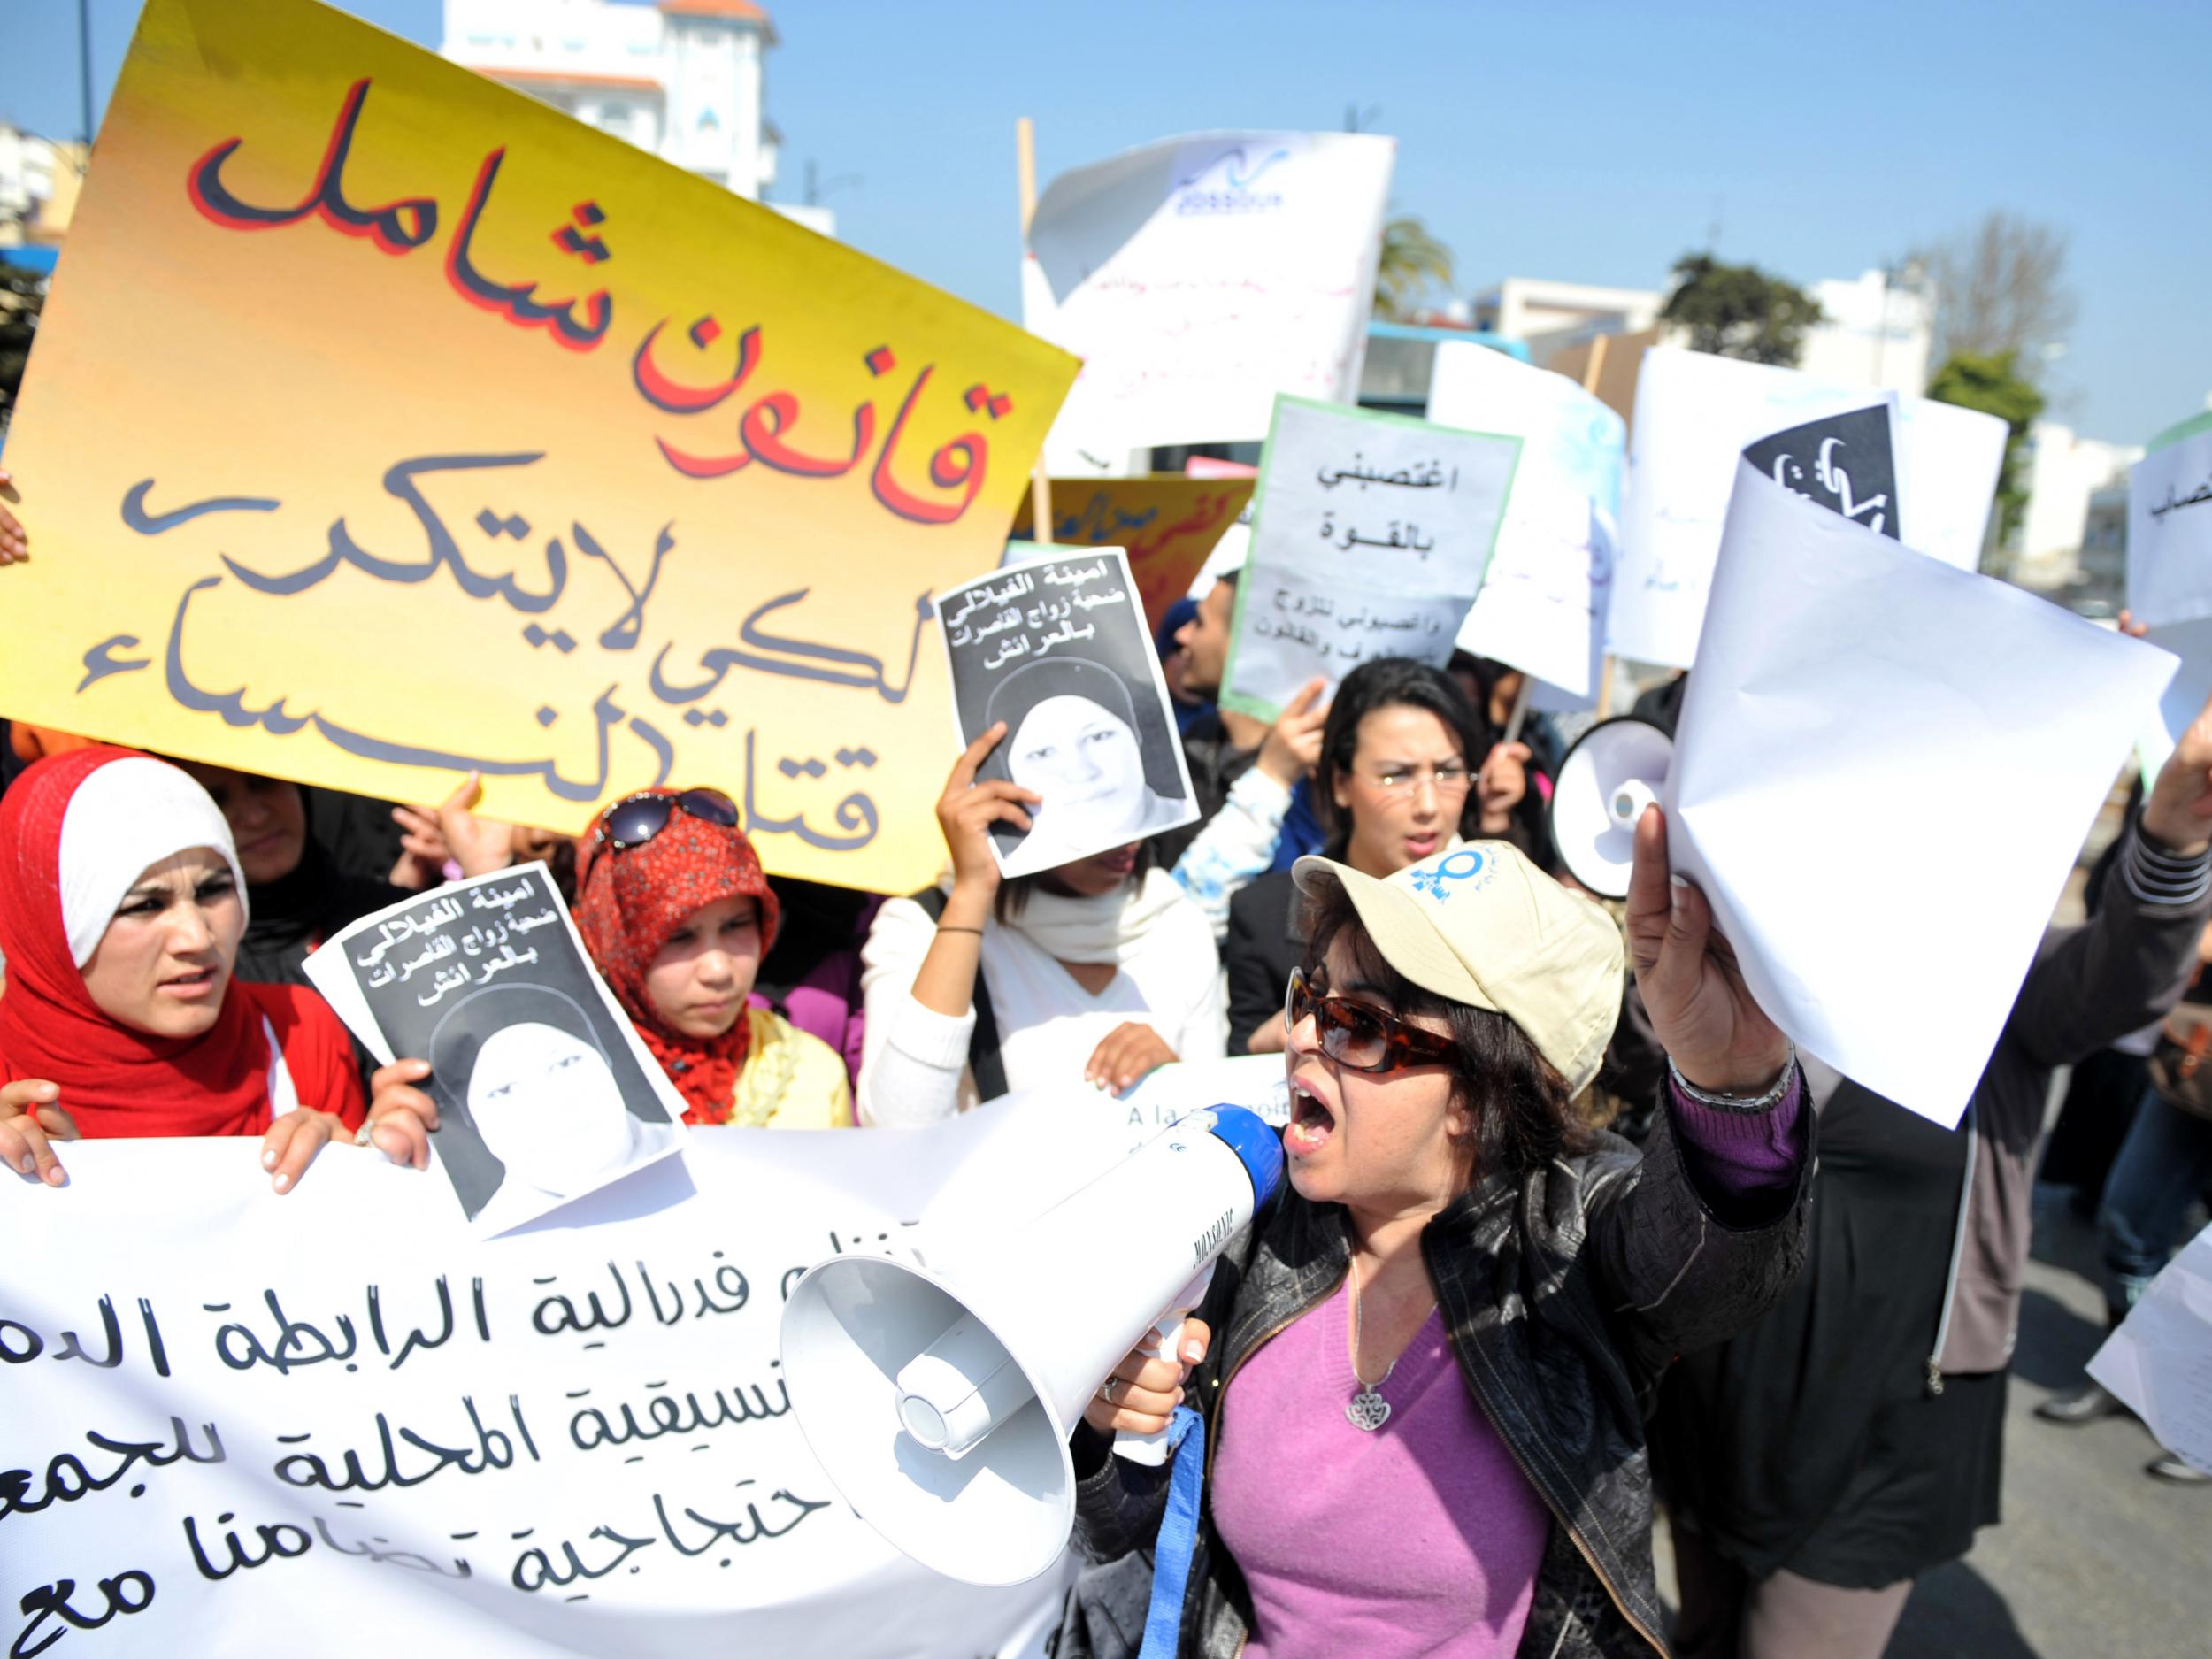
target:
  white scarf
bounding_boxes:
[1010,866,1190,965]
[58,757,245,966]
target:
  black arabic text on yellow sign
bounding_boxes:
[0,0,1076,893]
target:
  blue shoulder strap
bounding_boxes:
[1137,1404,1206,1659]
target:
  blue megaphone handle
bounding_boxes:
[1203,1103,1285,1210]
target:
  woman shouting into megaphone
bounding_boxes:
[1064,811,1811,1659]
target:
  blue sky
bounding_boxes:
[4,0,2205,442]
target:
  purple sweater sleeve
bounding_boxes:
[1663,1069,1806,1225]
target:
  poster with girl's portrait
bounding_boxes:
[303,864,687,1235]
[936,548,1198,878]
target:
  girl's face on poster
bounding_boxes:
[467,1023,635,1194]
[1007,695,1146,833]
[81,848,247,1040]
[644,895,763,1040]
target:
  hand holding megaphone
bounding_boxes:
[1085,1313,1212,1438]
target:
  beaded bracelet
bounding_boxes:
[1668,1042,1797,1113]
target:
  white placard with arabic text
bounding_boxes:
[0,1059,1285,1659]
[1221,396,1518,718]
[2128,415,2212,631]
[1426,342,1624,699]
[1024,132,1395,470]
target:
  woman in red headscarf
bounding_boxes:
[0,747,366,1188]
[366,787,850,1153]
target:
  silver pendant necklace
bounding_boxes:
[1345,1256,1395,1432]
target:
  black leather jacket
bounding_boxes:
[1060,1092,1815,1659]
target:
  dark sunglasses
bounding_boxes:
[594,787,741,851]
[1285,964,1458,1075]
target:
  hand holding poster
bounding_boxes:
[1220,396,1520,718]
[1611,347,2006,667]
[1666,437,2177,1126]
[937,549,1197,877]
[303,866,686,1234]
[1023,132,1394,467]
[0,0,1076,895]
[1425,342,1625,699]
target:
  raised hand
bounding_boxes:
[936,723,1041,909]
[1256,678,1331,787]
[1624,805,1791,1095]
[2142,687,2212,857]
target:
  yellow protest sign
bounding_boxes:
[0,0,1076,893]
[1011,476,1255,634]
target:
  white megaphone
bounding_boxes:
[1549,717,1674,900]
[779,1106,1284,1586]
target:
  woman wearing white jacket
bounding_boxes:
[857,723,1226,1125]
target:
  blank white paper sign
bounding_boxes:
[1426,342,1624,697]
[1667,462,2178,1127]
[2138,617,2212,785]
[2089,1219,2212,1475]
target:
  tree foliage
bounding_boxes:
[1925,349,2047,563]
[1372,215,1454,321]
[0,260,47,434]
[1659,251,1824,366]
[1916,210,2074,377]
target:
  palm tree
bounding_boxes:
[1373,215,1454,321]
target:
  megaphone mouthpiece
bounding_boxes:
[895,1313,1027,1458]
[1548,717,1674,901]
[1609,777,1658,830]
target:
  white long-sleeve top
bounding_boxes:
[856,877,1227,1127]
[1171,767,1294,942]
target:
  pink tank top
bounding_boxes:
[1210,1279,1552,1659]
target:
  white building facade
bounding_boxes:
[1472,267,1932,397]
[441,0,831,234]
[2011,421,2142,593]
[1796,267,1932,398]
[0,126,83,247]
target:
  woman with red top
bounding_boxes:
[0,747,365,1189]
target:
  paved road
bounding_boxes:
[1882,1186,2210,1658]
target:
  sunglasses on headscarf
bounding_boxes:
[593,788,741,852]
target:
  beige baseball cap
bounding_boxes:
[1292,841,1624,1096]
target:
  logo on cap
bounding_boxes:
[1409,849,1494,903]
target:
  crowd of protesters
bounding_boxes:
[3,483,2208,1659]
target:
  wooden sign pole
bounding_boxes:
[1016,117,1055,545]
[1502,674,1535,746]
